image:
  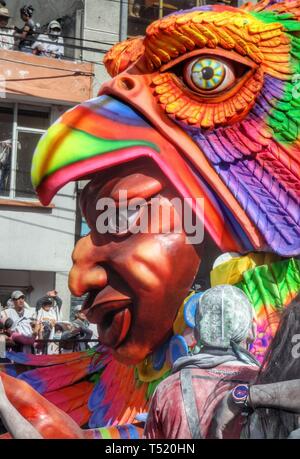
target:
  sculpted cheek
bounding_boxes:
[140,236,171,257]
[125,235,187,292]
[128,257,167,291]
[129,259,162,291]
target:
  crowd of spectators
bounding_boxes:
[0,290,96,357]
[0,2,64,58]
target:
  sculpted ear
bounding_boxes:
[104,37,145,77]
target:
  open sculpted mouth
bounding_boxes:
[83,285,132,348]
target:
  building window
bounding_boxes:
[0,105,14,197]
[128,0,238,37]
[0,103,50,200]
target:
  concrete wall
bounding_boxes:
[0,181,76,320]
[83,0,121,96]
[0,182,76,272]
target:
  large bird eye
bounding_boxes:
[184,56,235,95]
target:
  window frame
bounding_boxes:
[0,102,50,201]
[127,1,202,39]
[158,1,202,19]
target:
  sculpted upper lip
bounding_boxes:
[84,285,131,317]
[83,285,132,348]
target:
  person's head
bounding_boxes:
[0,6,9,27]
[194,284,255,350]
[54,323,64,333]
[47,20,61,39]
[39,296,53,312]
[74,305,86,321]
[11,291,25,312]
[41,321,52,339]
[20,5,34,21]
[4,318,13,333]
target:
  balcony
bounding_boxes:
[0,48,94,104]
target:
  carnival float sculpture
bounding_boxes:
[0,0,300,439]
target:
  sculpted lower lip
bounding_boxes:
[86,299,132,348]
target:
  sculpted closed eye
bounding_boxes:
[107,206,143,235]
[184,56,238,95]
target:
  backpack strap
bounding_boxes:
[180,369,203,439]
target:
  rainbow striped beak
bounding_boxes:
[31,95,166,205]
[31,94,244,252]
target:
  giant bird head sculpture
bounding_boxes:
[31,0,300,365]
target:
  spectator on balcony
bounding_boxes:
[3,291,33,322]
[0,319,15,352]
[57,307,93,353]
[35,293,62,354]
[2,292,38,354]
[32,20,64,59]
[72,306,93,350]
[6,318,41,354]
[14,5,36,53]
[36,290,62,318]
[129,1,141,17]
[0,139,12,193]
[0,5,14,50]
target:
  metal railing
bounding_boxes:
[5,338,100,355]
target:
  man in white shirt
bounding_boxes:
[32,20,64,59]
[2,291,36,353]
[3,291,33,323]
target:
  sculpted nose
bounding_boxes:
[69,235,108,297]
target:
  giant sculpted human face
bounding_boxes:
[69,159,201,365]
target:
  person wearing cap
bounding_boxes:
[143,285,260,439]
[0,5,14,50]
[32,20,64,59]
[56,306,93,353]
[72,306,93,351]
[3,291,33,322]
[2,291,37,353]
[14,5,36,53]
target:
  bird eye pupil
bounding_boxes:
[202,67,214,80]
[189,57,227,91]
